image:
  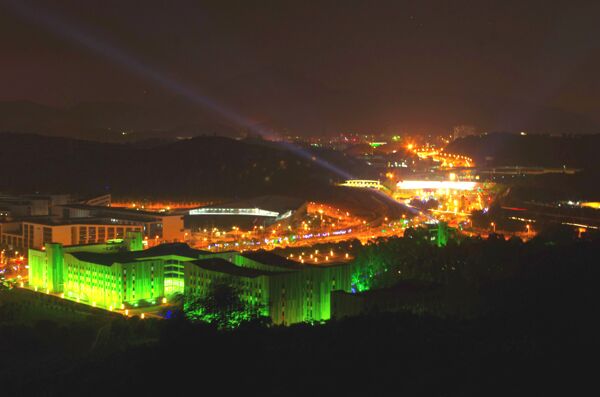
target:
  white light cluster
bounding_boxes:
[397,180,476,190]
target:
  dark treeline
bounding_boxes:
[2,231,599,395]
[352,226,599,313]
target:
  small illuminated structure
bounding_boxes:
[339,180,383,189]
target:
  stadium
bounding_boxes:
[185,195,307,231]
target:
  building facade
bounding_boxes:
[0,193,185,253]
[2,220,144,251]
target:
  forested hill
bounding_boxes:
[0,133,361,200]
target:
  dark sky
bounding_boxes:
[1,0,600,135]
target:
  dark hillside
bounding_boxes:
[0,133,357,200]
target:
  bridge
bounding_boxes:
[476,166,580,175]
[338,180,384,189]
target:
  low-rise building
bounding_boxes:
[55,204,184,242]
[28,234,355,325]
[1,218,144,251]
[1,197,184,252]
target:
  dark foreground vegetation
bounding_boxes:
[1,229,599,395]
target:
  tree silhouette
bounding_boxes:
[183,280,268,329]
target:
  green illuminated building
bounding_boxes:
[28,232,356,324]
[423,221,454,247]
[436,221,449,247]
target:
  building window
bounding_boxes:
[89,227,96,242]
[98,227,106,242]
[79,227,87,244]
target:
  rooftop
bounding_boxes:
[18,216,144,226]
[68,243,210,266]
[58,204,181,220]
[191,258,276,278]
[241,250,304,270]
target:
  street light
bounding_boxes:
[490,222,496,233]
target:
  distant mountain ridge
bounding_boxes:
[0,96,598,142]
[0,100,242,142]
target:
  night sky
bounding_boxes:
[1,0,600,135]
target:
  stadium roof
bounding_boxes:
[190,195,305,215]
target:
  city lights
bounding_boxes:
[0,3,596,393]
